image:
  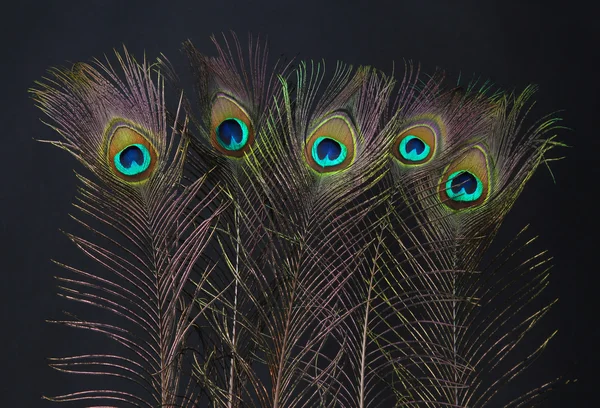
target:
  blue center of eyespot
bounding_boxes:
[446,171,483,202]
[114,144,151,176]
[312,137,347,167]
[216,118,249,151]
[400,135,430,162]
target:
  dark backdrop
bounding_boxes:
[1,1,595,406]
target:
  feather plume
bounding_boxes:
[373,79,564,406]
[32,34,565,408]
[235,61,397,407]
[177,34,296,407]
[31,49,224,407]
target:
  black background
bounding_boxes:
[1,0,596,406]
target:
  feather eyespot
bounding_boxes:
[445,171,484,202]
[311,137,348,167]
[305,115,356,173]
[439,145,490,210]
[115,144,151,175]
[107,125,158,183]
[210,94,254,157]
[392,125,437,165]
[216,118,249,151]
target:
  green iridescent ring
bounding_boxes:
[311,136,348,167]
[445,170,484,202]
[216,118,250,151]
[114,143,152,176]
[399,135,431,162]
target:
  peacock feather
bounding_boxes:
[372,80,563,407]
[31,34,565,407]
[31,49,226,407]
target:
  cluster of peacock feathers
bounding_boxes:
[31,33,565,407]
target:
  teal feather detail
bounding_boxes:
[216,117,250,151]
[399,134,431,161]
[445,170,484,202]
[114,143,151,175]
[311,136,348,167]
